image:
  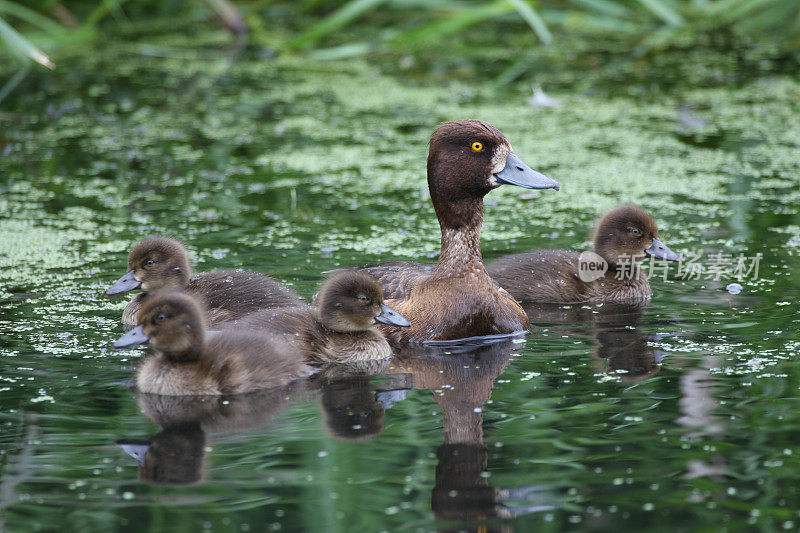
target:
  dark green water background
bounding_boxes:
[1,21,800,532]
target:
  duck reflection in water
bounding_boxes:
[387,340,562,528]
[525,301,668,383]
[311,360,395,441]
[116,381,311,485]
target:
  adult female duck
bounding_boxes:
[357,120,559,343]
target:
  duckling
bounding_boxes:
[354,120,559,343]
[105,236,302,326]
[113,291,314,396]
[487,206,679,303]
[218,271,410,364]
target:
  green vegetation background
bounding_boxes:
[2,0,800,99]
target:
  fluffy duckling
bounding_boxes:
[113,291,314,396]
[106,237,302,326]
[218,271,410,364]
[354,120,559,343]
[487,206,679,303]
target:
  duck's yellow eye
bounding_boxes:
[471,141,484,152]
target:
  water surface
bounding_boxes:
[1,23,800,532]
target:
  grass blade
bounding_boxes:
[570,0,631,18]
[393,1,513,45]
[0,1,63,34]
[287,0,386,49]
[0,64,30,105]
[635,0,684,26]
[0,16,54,69]
[507,0,552,44]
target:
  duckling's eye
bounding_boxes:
[145,259,156,267]
[155,313,166,323]
[471,141,484,152]
[358,295,371,303]
[629,227,642,237]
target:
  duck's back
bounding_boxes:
[189,270,302,321]
[355,261,435,300]
[487,250,651,303]
[122,270,302,327]
[136,331,313,396]
[218,306,392,364]
[207,332,314,394]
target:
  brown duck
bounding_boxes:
[354,119,559,343]
[217,271,410,364]
[105,236,302,326]
[113,291,314,395]
[487,205,679,303]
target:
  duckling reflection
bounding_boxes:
[116,380,312,486]
[387,340,561,525]
[313,365,386,441]
[117,422,206,486]
[526,301,667,383]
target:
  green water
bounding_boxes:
[2,21,800,532]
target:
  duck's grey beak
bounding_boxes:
[494,152,559,191]
[645,238,680,262]
[106,269,141,295]
[113,324,150,348]
[375,303,411,328]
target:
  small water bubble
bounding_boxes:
[317,451,328,458]
[122,491,135,500]
[643,503,654,511]
[726,283,742,295]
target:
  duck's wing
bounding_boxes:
[188,270,304,318]
[354,261,435,300]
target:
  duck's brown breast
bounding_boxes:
[136,356,221,396]
[380,273,529,343]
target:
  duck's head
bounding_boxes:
[594,206,679,267]
[317,271,411,333]
[106,237,192,296]
[113,291,206,361]
[427,120,559,209]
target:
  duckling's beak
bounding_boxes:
[645,238,680,261]
[106,269,141,295]
[115,440,150,466]
[375,303,412,328]
[494,152,560,191]
[113,325,150,348]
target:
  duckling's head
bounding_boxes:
[594,206,679,267]
[113,291,206,361]
[106,237,192,296]
[316,271,411,333]
[427,120,558,219]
